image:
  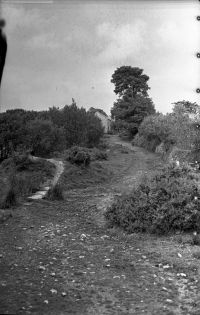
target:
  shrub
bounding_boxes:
[91,148,108,161]
[66,146,91,166]
[1,185,17,209]
[105,162,200,234]
[45,183,64,201]
[97,139,108,150]
[27,119,66,157]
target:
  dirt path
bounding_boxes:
[0,136,200,315]
[28,157,64,200]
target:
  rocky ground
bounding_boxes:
[1,136,200,315]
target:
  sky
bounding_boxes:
[0,0,200,115]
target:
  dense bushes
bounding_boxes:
[105,163,200,234]
[27,119,65,157]
[66,146,108,166]
[66,146,91,166]
[111,95,155,138]
[133,101,200,154]
[0,102,104,160]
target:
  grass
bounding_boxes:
[1,186,17,209]
[45,183,64,201]
[0,155,56,207]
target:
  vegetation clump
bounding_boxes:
[133,101,200,155]
[45,183,64,201]
[0,100,104,161]
[0,154,55,204]
[1,183,17,209]
[105,162,200,234]
[66,146,91,166]
[90,148,108,161]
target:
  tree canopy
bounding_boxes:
[172,100,200,116]
[111,94,155,137]
[111,66,150,98]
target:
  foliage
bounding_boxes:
[0,155,55,203]
[133,113,175,151]
[85,112,104,147]
[134,101,200,153]
[90,148,108,161]
[111,66,150,98]
[0,101,104,161]
[105,163,200,234]
[1,179,17,209]
[110,66,154,137]
[66,146,91,166]
[48,102,104,148]
[111,95,155,137]
[45,183,64,201]
[172,100,200,115]
[27,119,65,157]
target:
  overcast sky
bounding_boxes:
[0,0,200,114]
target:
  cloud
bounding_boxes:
[26,32,60,50]
[96,20,146,63]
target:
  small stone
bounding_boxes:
[163,264,170,269]
[177,253,182,258]
[61,292,67,297]
[142,255,147,259]
[44,300,49,304]
[179,273,187,277]
[38,266,46,271]
[50,289,57,294]
[50,272,56,276]
[166,299,173,303]
[80,234,86,238]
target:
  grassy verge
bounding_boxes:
[0,154,55,208]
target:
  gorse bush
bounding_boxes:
[105,163,200,234]
[66,146,91,166]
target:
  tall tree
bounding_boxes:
[111,94,155,137]
[111,66,150,98]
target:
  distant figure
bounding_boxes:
[0,19,7,87]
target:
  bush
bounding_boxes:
[105,162,200,234]
[45,183,64,201]
[66,146,91,166]
[27,119,66,157]
[1,185,17,209]
[91,148,108,161]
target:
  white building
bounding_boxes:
[94,111,112,133]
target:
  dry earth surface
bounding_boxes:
[1,135,200,315]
